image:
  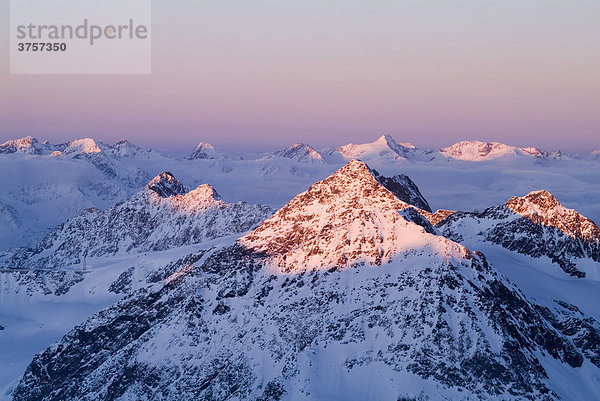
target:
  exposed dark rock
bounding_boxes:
[370,168,432,212]
[109,267,135,294]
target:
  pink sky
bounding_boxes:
[1,0,599,152]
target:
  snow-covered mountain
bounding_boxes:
[439,141,546,161]
[188,141,223,160]
[266,143,325,164]
[60,138,103,156]
[3,134,600,254]
[0,172,272,270]
[3,135,600,401]
[240,160,445,271]
[437,190,600,278]
[11,160,600,400]
[0,137,55,155]
[0,137,160,187]
[0,138,175,250]
[0,136,107,157]
[331,134,419,161]
[103,139,158,159]
[0,136,163,160]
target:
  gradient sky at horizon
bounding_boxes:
[0,0,599,152]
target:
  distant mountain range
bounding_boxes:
[2,134,597,162]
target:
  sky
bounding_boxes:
[0,0,599,152]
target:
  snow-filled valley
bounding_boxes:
[1,135,600,400]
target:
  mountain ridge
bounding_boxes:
[438,190,600,278]
[240,160,468,272]
[0,172,272,270]
[266,143,325,164]
[5,135,598,161]
[439,140,546,161]
[10,160,600,401]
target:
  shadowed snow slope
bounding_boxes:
[11,162,600,401]
[0,172,272,269]
[438,190,600,278]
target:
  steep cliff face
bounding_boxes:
[11,161,600,401]
[438,190,600,278]
[369,168,432,212]
[0,172,272,270]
